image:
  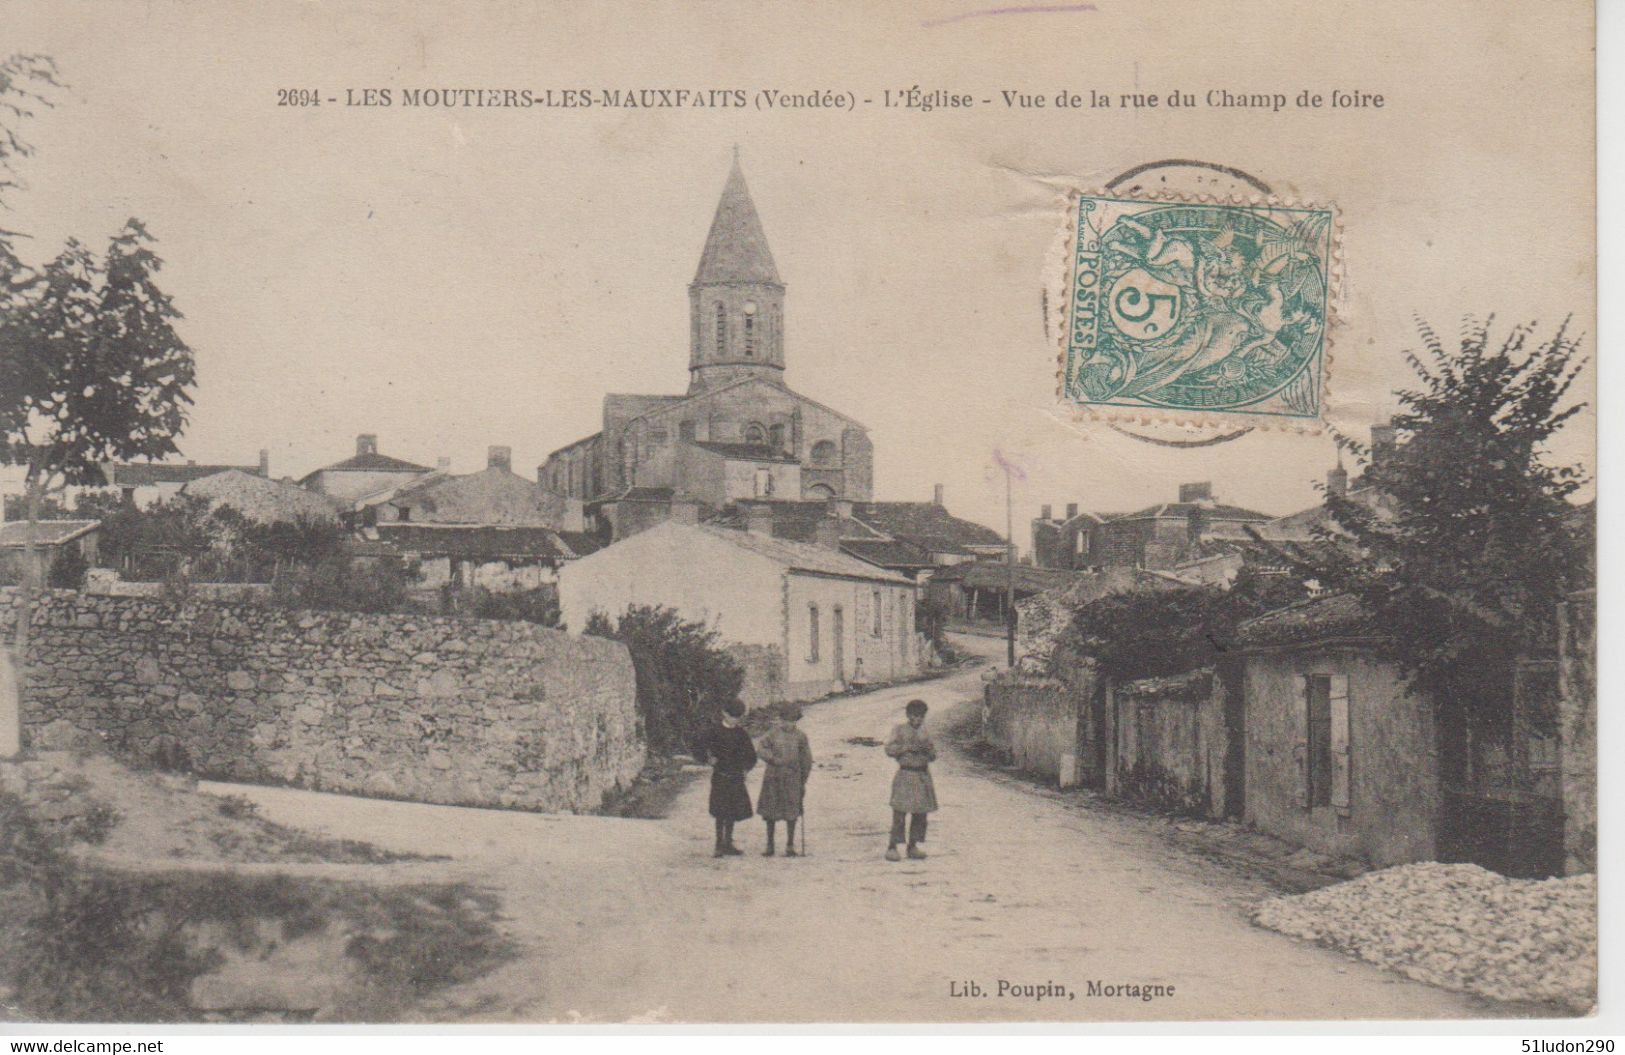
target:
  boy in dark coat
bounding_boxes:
[884,699,937,861]
[701,698,757,857]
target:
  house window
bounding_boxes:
[1301,674,1351,811]
[769,423,786,451]
[872,589,883,636]
[754,467,774,497]
[679,420,695,441]
[808,605,820,662]
[715,302,727,354]
[649,428,669,446]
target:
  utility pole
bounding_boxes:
[1005,465,1016,668]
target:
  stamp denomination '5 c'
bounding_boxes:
[1061,193,1337,425]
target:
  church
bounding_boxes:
[540,156,874,541]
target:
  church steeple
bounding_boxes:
[688,154,786,392]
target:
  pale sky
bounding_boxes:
[2,0,1596,541]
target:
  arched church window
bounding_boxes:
[743,301,758,357]
[744,423,767,445]
[715,302,727,355]
[810,440,837,467]
[769,423,785,450]
[805,483,835,500]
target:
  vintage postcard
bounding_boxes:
[0,0,1598,1030]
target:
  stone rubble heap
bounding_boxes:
[1253,862,1597,1011]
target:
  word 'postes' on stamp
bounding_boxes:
[1062,193,1336,424]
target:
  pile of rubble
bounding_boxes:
[1253,862,1596,1011]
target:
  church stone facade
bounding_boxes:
[540,158,874,539]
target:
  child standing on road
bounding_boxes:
[756,703,814,857]
[701,699,757,857]
[884,699,937,861]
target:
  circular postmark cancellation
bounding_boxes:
[1057,160,1339,431]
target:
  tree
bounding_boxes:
[0,223,197,754]
[1284,316,1589,722]
[584,605,743,757]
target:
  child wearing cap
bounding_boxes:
[884,699,937,861]
[756,702,814,857]
[701,698,757,857]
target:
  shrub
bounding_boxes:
[584,605,743,757]
[448,584,561,627]
[272,555,418,615]
[1069,567,1307,682]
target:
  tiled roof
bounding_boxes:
[688,440,798,464]
[183,469,343,524]
[944,561,1086,594]
[302,450,430,479]
[1112,501,1273,523]
[0,519,99,547]
[556,531,604,557]
[1235,593,1378,647]
[110,462,259,486]
[386,467,575,528]
[695,524,909,583]
[374,524,575,560]
[594,486,676,504]
[851,502,1006,553]
[706,501,881,544]
[839,538,935,570]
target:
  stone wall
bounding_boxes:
[1,589,643,813]
[981,674,1081,785]
[1107,669,1228,819]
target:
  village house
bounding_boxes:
[540,157,874,539]
[101,450,270,509]
[1234,594,1569,876]
[300,434,435,503]
[558,520,920,706]
[373,446,583,531]
[1030,503,1113,571]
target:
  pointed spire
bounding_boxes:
[693,156,782,286]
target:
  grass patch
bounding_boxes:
[0,789,511,1022]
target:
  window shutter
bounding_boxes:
[1293,675,1310,808]
[1329,674,1351,813]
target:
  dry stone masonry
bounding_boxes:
[1,589,643,813]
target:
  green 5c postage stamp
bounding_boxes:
[1060,193,1337,425]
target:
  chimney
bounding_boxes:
[1066,502,1079,520]
[1178,481,1213,504]
[932,483,944,507]
[437,456,452,471]
[487,445,512,472]
[745,502,774,537]
[1041,504,1053,521]
[813,514,842,550]
[357,434,378,456]
[258,449,270,477]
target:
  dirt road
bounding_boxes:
[213,634,1490,1023]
